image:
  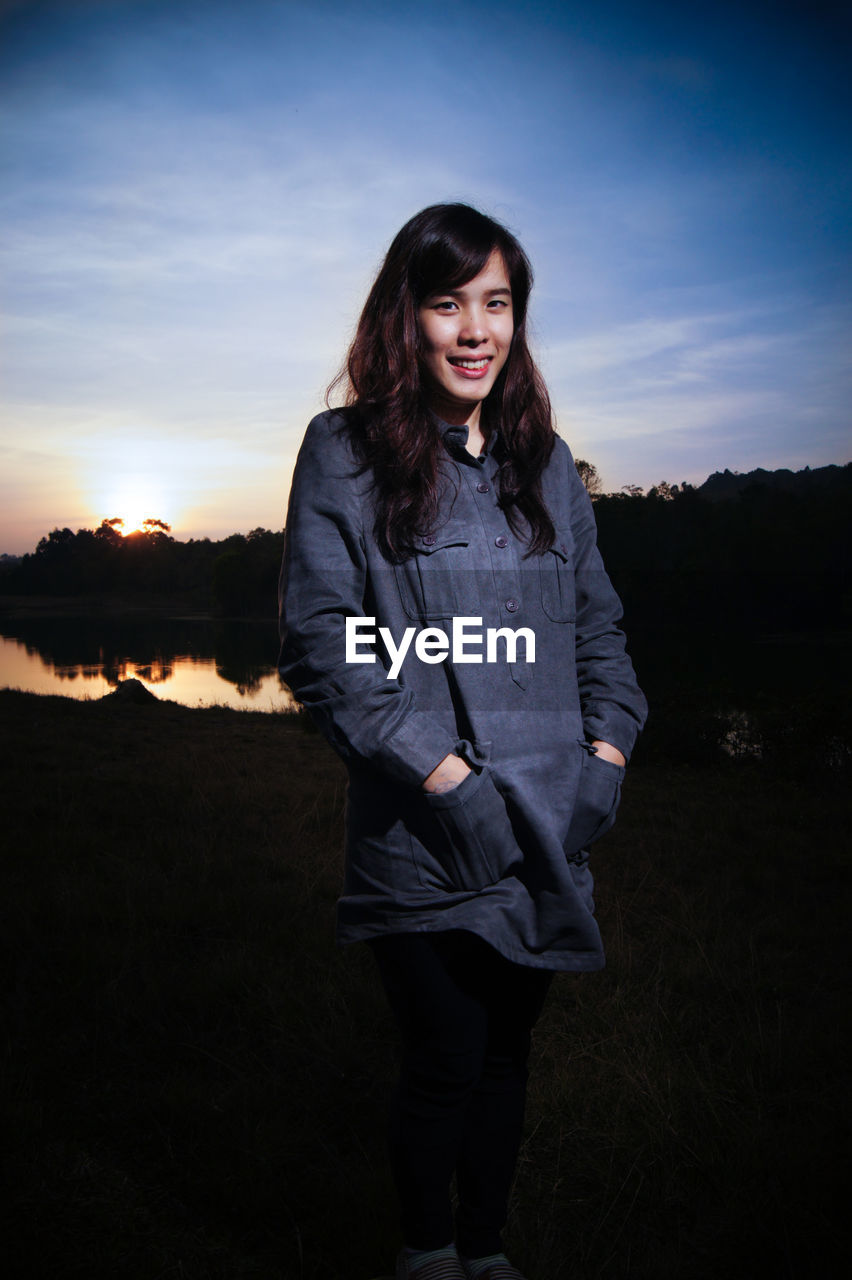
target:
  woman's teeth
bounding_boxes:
[449,358,489,369]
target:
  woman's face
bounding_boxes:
[417,250,514,425]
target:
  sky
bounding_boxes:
[1,0,849,554]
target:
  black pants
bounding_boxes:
[367,930,553,1258]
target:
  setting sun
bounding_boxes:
[100,478,172,535]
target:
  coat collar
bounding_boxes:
[431,412,503,463]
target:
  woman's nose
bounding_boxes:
[458,309,486,344]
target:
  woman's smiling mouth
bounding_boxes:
[447,356,492,377]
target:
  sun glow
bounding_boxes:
[100,477,173,535]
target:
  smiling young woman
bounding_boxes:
[417,250,514,450]
[278,203,647,1280]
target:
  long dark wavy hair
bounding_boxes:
[327,203,556,560]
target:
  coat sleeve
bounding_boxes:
[278,414,458,787]
[566,456,648,762]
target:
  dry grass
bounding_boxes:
[1,688,848,1279]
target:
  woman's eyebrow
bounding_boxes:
[434,285,512,299]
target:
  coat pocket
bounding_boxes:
[563,744,624,856]
[423,765,522,892]
[394,529,470,621]
[539,528,576,623]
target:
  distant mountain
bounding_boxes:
[698,462,851,501]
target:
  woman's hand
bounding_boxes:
[422,753,472,794]
[591,739,626,767]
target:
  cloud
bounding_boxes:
[0,0,848,552]
[541,296,851,490]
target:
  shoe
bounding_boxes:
[460,1258,528,1280]
[395,1248,466,1278]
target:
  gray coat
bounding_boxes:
[278,409,647,970]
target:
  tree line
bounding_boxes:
[1,461,849,628]
[0,521,284,616]
[579,461,851,633]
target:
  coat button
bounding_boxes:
[495,535,508,548]
[422,534,436,545]
[505,597,519,612]
[476,482,490,493]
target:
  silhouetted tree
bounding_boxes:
[95,519,124,548]
[574,459,602,498]
[212,542,250,615]
[36,527,75,555]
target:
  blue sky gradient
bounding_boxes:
[1,0,849,551]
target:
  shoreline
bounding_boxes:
[0,592,276,622]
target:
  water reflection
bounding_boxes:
[0,615,296,712]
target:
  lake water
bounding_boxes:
[4,611,849,773]
[0,614,297,712]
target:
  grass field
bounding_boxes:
[1,686,848,1279]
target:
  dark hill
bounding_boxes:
[698,462,851,501]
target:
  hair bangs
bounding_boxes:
[409,216,498,303]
